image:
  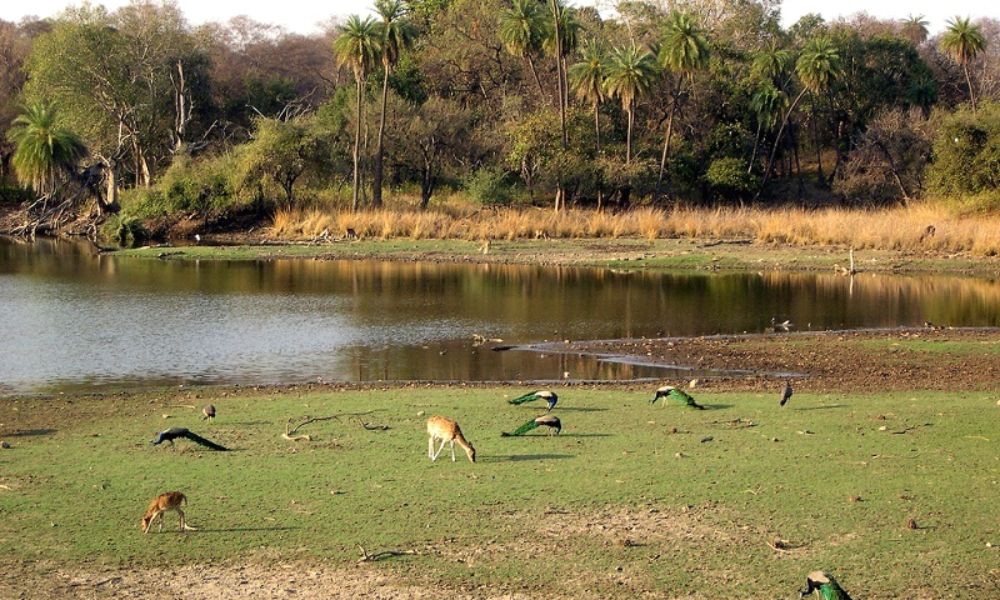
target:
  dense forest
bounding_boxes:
[0,0,998,241]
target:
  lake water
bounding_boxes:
[2,237,999,393]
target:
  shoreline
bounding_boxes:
[115,235,1000,276]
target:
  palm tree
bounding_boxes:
[751,42,792,85]
[748,83,786,173]
[901,14,929,46]
[8,102,86,195]
[656,11,709,197]
[372,0,415,209]
[569,39,608,208]
[333,15,382,212]
[940,16,987,112]
[604,44,658,166]
[499,0,547,98]
[544,1,581,134]
[569,40,608,156]
[759,37,841,194]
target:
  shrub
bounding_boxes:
[464,168,515,205]
[705,157,759,199]
[927,103,1000,205]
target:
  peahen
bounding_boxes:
[501,415,561,436]
[151,427,228,451]
[800,571,853,600]
[508,390,558,411]
[651,385,705,409]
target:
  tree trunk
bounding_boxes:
[755,88,808,200]
[595,103,603,211]
[812,110,824,186]
[625,104,634,165]
[373,66,391,209]
[526,56,545,101]
[963,63,978,113]
[352,77,363,212]
[748,121,762,174]
[655,99,677,201]
[420,161,434,210]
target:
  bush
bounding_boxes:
[464,168,515,205]
[705,157,759,199]
[100,214,149,248]
[122,152,246,220]
[927,103,1000,204]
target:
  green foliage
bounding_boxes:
[464,167,515,205]
[796,37,841,95]
[239,117,326,207]
[658,11,710,76]
[7,102,87,194]
[940,16,987,67]
[121,153,244,220]
[110,215,149,248]
[333,15,382,79]
[705,157,759,198]
[927,103,1000,202]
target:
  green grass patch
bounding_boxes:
[2,387,998,596]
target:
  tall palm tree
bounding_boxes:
[751,43,792,85]
[569,39,608,208]
[940,16,987,112]
[569,40,608,156]
[901,14,929,46]
[656,11,709,197]
[8,102,87,195]
[499,0,547,98]
[759,37,841,193]
[333,15,382,212]
[544,1,581,133]
[372,0,415,209]
[604,45,658,166]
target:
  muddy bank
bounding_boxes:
[566,328,1000,394]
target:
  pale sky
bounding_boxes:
[1,0,997,35]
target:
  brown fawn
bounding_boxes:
[140,491,191,533]
[426,416,476,463]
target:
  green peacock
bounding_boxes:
[501,415,562,436]
[508,390,558,411]
[800,571,853,600]
[651,385,705,409]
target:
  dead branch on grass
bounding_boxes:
[282,411,379,441]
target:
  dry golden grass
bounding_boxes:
[270,203,1000,255]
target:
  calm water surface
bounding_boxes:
[2,237,999,393]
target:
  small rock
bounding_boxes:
[878,425,888,431]
[0,441,10,449]
[674,452,684,458]
[848,495,862,503]
[906,518,919,530]
[700,436,713,443]
[417,411,425,417]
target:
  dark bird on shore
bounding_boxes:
[799,571,853,599]
[502,415,562,436]
[508,390,558,412]
[202,404,216,421]
[151,427,228,451]
[781,380,793,407]
[651,385,705,409]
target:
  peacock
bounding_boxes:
[501,415,562,436]
[651,385,705,409]
[151,427,228,451]
[800,571,853,600]
[508,390,558,412]
[202,404,216,420]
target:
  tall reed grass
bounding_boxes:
[270,204,1000,256]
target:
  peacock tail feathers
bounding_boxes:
[504,419,542,436]
[509,392,540,405]
[654,386,705,409]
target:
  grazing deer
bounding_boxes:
[140,491,191,533]
[426,416,476,463]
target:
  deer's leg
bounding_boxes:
[450,440,456,462]
[428,436,435,460]
[431,438,446,461]
[177,508,186,532]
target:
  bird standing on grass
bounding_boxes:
[202,404,216,421]
[651,385,705,410]
[800,571,853,599]
[508,390,558,412]
[151,427,228,451]
[781,380,793,407]
[502,415,562,436]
